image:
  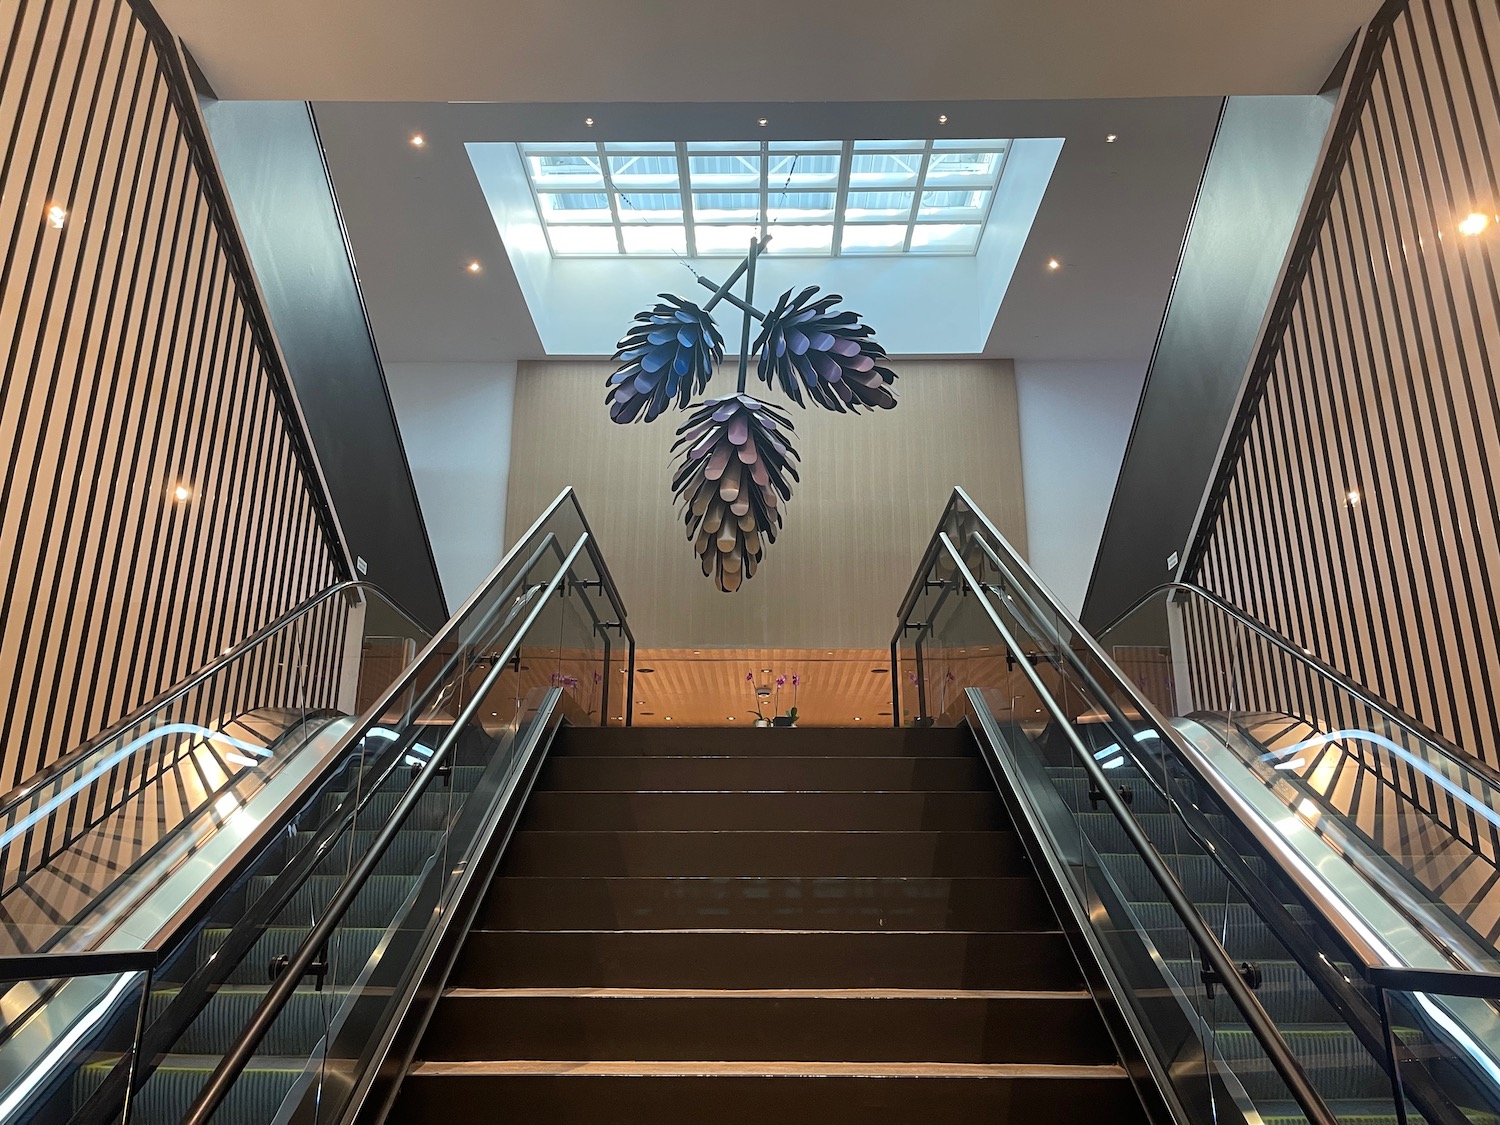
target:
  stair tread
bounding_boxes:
[408,1059,1129,1079]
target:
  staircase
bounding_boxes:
[389,726,1148,1123]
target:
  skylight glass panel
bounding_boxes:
[518,138,1010,258]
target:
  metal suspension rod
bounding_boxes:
[736,237,761,395]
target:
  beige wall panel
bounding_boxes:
[507,359,1026,649]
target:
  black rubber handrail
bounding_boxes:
[930,531,1342,1125]
[179,532,593,1125]
[1098,580,1500,795]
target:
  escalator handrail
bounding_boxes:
[179,531,594,1125]
[931,533,1341,1125]
[1098,580,1500,795]
[0,580,430,819]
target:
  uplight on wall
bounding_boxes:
[1459,212,1490,236]
[46,204,67,229]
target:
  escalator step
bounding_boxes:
[1125,900,1308,960]
[1210,1025,1394,1101]
[247,873,422,928]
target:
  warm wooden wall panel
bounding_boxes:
[0,0,344,786]
[506,359,1026,649]
[1190,0,1500,767]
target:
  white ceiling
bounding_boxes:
[312,97,1226,364]
[161,0,1376,102]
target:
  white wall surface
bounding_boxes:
[384,362,516,607]
[1015,361,1146,614]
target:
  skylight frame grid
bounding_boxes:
[517,137,1011,258]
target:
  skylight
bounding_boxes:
[518,138,1011,258]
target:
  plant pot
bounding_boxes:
[753,719,771,728]
[771,716,796,727]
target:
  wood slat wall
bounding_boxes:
[0,0,346,788]
[505,359,1027,651]
[1189,0,1500,769]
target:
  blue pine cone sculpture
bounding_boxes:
[606,295,724,423]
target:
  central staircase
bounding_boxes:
[388,725,1148,1123]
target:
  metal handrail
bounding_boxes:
[180,532,592,1125]
[930,532,1340,1125]
[1098,580,1500,794]
[0,580,428,818]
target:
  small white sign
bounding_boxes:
[356,556,368,576]
[1166,551,1179,571]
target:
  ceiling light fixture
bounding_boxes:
[727,715,736,721]
[466,260,483,274]
[1459,212,1490,236]
[757,117,768,127]
[46,204,67,229]
[1345,489,1361,506]
[853,716,862,722]
[585,117,595,127]
[938,114,949,124]
[1047,258,1061,270]
[172,484,192,502]
[1106,133,1118,143]
[664,716,672,721]
[409,134,426,148]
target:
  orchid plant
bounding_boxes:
[747,670,802,725]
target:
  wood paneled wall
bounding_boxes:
[0,0,346,787]
[506,360,1026,650]
[1189,0,1500,768]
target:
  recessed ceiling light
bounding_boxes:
[585,117,595,127]
[466,260,483,274]
[409,134,426,148]
[757,117,768,127]
[871,668,889,674]
[664,716,672,721]
[1459,212,1489,236]
[727,715,736,721]
[172,484,192,502]
[693,650,702,654]
[638,667,655,673]
[938,114,949,124]
[46,204,67,229]
[853,716,862,722]
[1345,488,1361,506]
[1047,258,1061,270]
[1106,133,1118,143]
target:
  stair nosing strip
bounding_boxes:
[407,1060,1129,1079]
[440,987,1091,1000]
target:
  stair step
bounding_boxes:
[538,756,989,792]
[452,929,1080,990]
[557,728,974,759]
[520,790,1009,831]
[417,989,1115,1064]
[501,830,1026,877]
[392,1062,1146,1125]
[476,876,1054,931]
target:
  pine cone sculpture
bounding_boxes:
[754,285,897,413]
[671,395,800,592]
[607,295,724,423]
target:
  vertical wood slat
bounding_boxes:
[0,0,347,790]
[1189,0,1500,770]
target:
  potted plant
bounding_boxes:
[747,672,772,726]
[771,674,800,727]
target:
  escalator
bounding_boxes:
[5,484,1500,1125]
[0,488,634,1125]
[899,487,1500,1125]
